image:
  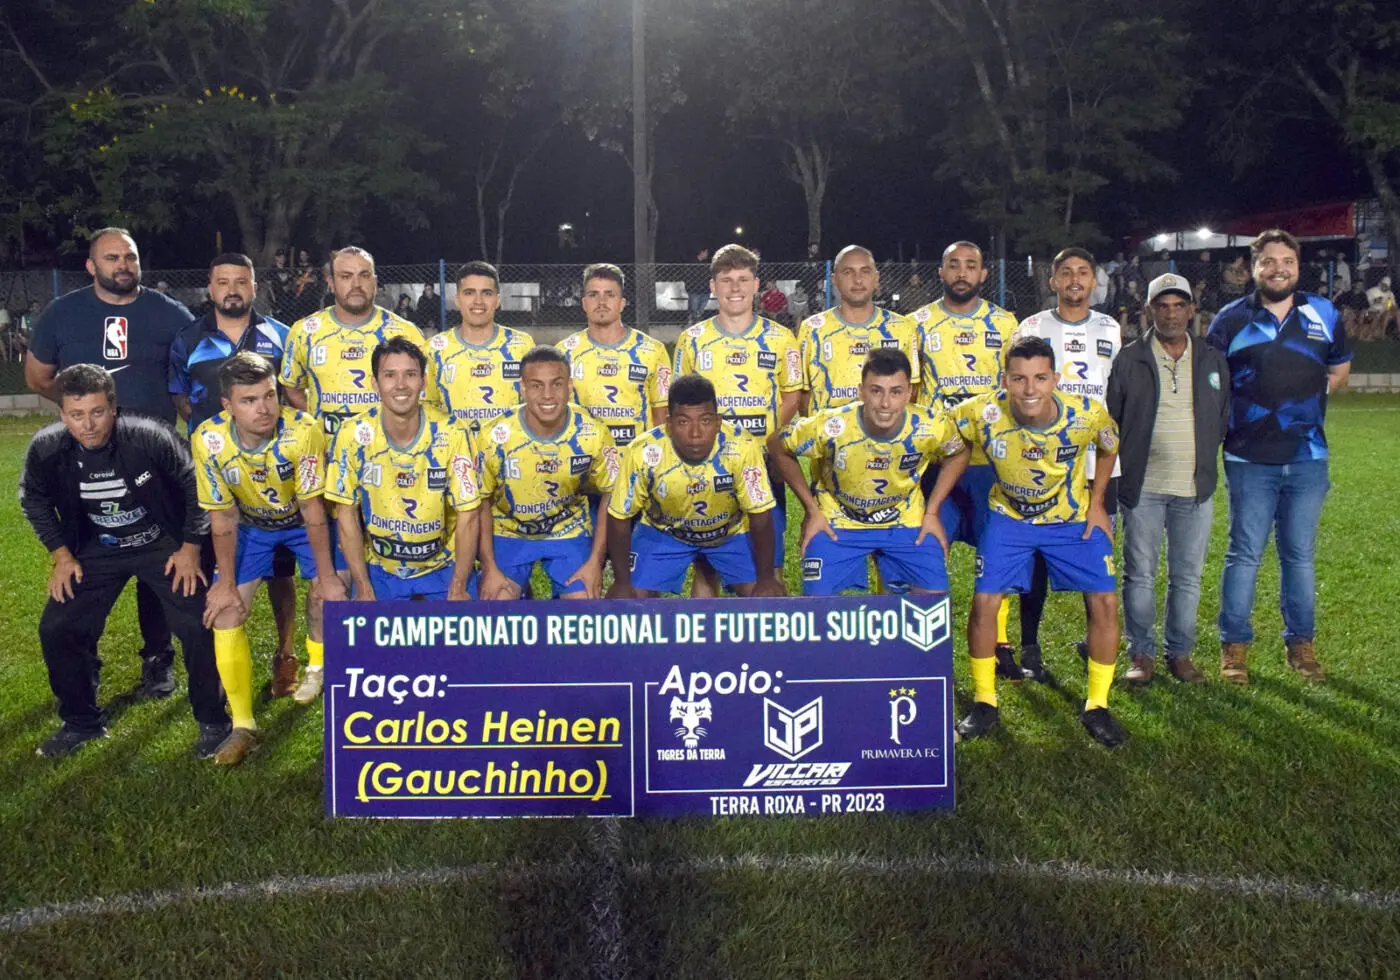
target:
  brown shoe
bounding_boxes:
[213,727,259,766]
[1286,640,1325,682]
[1125,655,1154,686]
[1166,655,1207,684]
[1220,642,1249,684]
[270,651,300,698]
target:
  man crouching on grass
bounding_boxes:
[19,364,232,759]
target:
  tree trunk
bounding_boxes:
[783,138,831,253]
[1360,147,1400,269]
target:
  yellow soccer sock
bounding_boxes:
[996,597,1011,646]
[306,637,324,669]
[214,626,257,730]
[1085,659,1115,711]
[970,656,998,707]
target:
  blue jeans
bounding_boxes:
[1121,493,1214,658]
[1219,459,1330,644]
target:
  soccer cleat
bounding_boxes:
[1220,642,1249,685]
[1125,655,1155,686]
[193,722,232,759]
[36,725,109,758]
[1080,707,1128,748]
[294,666,324,705]
[1285,640,1325,682]
[139,659,177,699]
[213,727,260,766]
[1019,643,1051,683]
[270,651,300,699]
[1166,655,1207,684]
[955,702,1001,740]
[994,643,1022,681]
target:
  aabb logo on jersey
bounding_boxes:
[1022,445,1047,461]
[396,470,417,488]
[954,330,976,345]
[598,362,620,377]
[726,351,748,366]
[501,361,522,380]
[471,363,493,377]
[341,346,367,360]
[536,458,561,473]
[103,317,129,360]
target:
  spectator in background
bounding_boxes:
[395,294,413,318]
[1365,274,1392,314]
[0,305,11,360]
[787,282,810,321]
[1220,254,1250,303]
[759,279,789,325]
[292,251,324,319]
[901,272,933,313]
[416,283,440,335]
[268,250,295,320]
[688,248,712,322]
[1144,249,1172,280]
[803,242,825,302]
[1333,251,1352,293]
[1335,278,1373,339]
[1116,279,1146,340]
[1092,263,1111,310]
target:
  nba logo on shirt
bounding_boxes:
[103,317,129,360]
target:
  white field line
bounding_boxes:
[3,852,1400,935]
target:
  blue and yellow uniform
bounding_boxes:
[325,406,473,599]
[672,316,803,439]
[171,312,290,433]
[912,297,1017,544]
[797,307,921,412]
[779,402,964,595]
[559,328,671,447]
[608,423,774,593]
[192,407,329,583]
[953,390,1120,595]
[475,407,619,595]
[424,324,535,428]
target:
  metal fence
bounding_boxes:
[0,257,1384,367]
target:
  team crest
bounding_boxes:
[685,323,706,338]
[981,403,1002,423]
[805,314,824,328]
[642,444,664,467]
[202,429,225,454]
[354,420,374,446]
[302,316,322,334]
[823,415,846,437]
[490,422,511,445]
[429,332,449,350]
[914,307,931,323]
[561,334,580,350]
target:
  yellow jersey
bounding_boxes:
[796,307,921,412]
[192,407,326,529]
[608,422,773,544]
[279,306,426,432]
[912,298,1016,409]
[559,327,671,446]
[779,402,964,530]
[953,390,1119,524]
[324,406,471,578]
[424,324,535,427]
[672,316,802,438]
[477,406,619,540]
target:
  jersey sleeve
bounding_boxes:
[1088,400,1119,455]
[476,443,500,502]
[446,427,480,512]
[646,345,672,411]
[776,328,803,393]
[779,413,826,458]
[588,429,621,495]
[191,427,233,511]
[951,398,982,446]
[735,437,777,515]
[606,442,648,520]
[898,316,922,385]
[673,331,695,376]
[797,320,818,392]
[281,322,310,390]
[422,345,445,410]
[168,332,191,396]
[294,423,328,499]
[929,411,964,458]
[323,427,359,505]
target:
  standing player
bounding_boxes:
[953,337,1126,748]
[559,263,670,448]
[797,245,921,414]
[193,353,346,763]
[1011,247,1122,681]
[170,254,303,698]
[472,348,619,600]
[607,375,783,597]
[327,338,480,604]
[280,246,425,437]
[771,349,967,597]
[914,241,1020,672]
[425,261,534,429]
[25,227,197,699]
[674,244,803,582]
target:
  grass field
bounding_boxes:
[1,397,1398,977]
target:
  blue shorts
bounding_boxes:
[800,525,948,596]
[471,535,592,598]
[368,564,453,600]
[938,463,997,547]
[630,523,758,594]
[233,524,323,585]
[976,512,1116,595]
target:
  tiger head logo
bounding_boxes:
[669,697,713,749]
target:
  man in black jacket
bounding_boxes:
[19,364,230,758]
[1105,274,1229,685]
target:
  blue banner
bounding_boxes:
[324,596,956,819]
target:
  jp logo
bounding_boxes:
[669,697,712,749]
[764,697,822,761]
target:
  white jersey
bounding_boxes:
[1014,308,1122,478]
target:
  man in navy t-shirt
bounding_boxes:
[24,227,196,697]
[1206,228,1352,685]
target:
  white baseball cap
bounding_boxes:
[1147,273,1193,304]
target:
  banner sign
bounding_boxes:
[324,596,955,819]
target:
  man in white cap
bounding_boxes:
[1105,273,1230,684]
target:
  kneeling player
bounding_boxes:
[196,353,347,764]
[771,348,967,596]
[472,347,618,599]
[952,336,1126,748]
[328,337,480,602]
[607,375,784,598]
